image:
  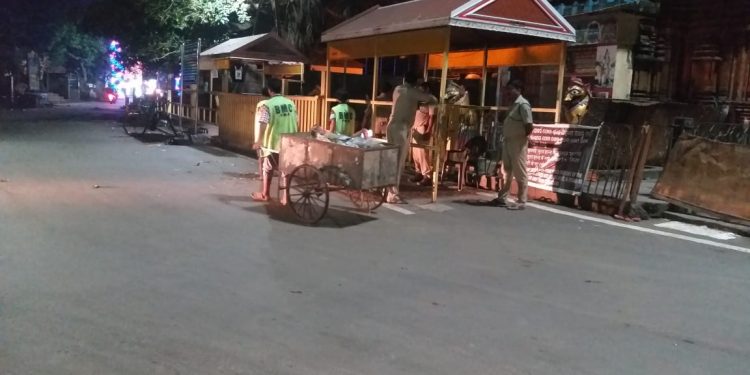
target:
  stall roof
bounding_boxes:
[321,0,576,43]
[201,33,306,63]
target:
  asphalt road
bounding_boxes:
[1,103,749,375]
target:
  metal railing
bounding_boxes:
[580,123,653,217]
[433,104,654,212]
[161,100,216,125]
[691,122,750,145]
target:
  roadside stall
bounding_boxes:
[199,33,315,151]
[320,0,577,202]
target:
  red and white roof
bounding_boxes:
[322,0,575,43]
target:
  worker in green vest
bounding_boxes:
[251,78,298,202]
[328,91,356,136]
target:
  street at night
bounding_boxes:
[1,104,749,374]
[3,0,750,374]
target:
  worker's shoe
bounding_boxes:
[506,202,526,210]
[410,174,424,183]
[419,177,433,186]
[488,198,507,207]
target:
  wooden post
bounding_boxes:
[190,83,198,133]
[261,63,267,91]
[554,42,567,123]
[433,30,451,203]
[208,70,215,123]
[343,59,348,88]
[480,45,489,134]
[495,66,503,125]
[480,45,489,107]
[728,49,737,101]
[322,47,331,127]
[371,55,380,129]
[221,70,229,92]
[739,46,749,102]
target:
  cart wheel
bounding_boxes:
[286,164,329,224]
[349,187,387,212]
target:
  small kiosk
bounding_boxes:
[199,32,306,95]
[321,0,576,201]
[199,33,315,151]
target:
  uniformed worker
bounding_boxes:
[328,91,356,136]
[489,80,533,210]
[387,71,437,204]
[251,78,298,202]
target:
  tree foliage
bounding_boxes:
[251,0,403,56]
[47,23,106,83]
[146,0,251,28]
[82,0,253,69]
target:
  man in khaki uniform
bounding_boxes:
[387,72,437,203]
[490,80,533,210]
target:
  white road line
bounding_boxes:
[655,221,739,240]
[477,192,749,254]
[382,203,416,215]
[525,202,750,254]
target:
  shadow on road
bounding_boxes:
[453,198,498,207]
[244,202,376,228]
[223,171,261,180]
[190,144,239,157]
[128,132,172,144]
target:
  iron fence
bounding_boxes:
[691,122,750,145]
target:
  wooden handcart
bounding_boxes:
[277,133,401,224]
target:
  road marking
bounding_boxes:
[417,203,454,213]
[655,221,739,240]
[382,203,416,215]
[476,193,750,253]
[524,202,750,254]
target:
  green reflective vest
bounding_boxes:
[331,103,356,136]
[262,95,298,152]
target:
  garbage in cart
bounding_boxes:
[310,126,386,149]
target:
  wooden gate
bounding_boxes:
[216,93,322,152]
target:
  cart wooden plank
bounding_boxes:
[279,133,400,190]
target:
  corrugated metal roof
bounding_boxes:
[322,0,575,43]
[200,33,306,63]
[201,34,268,56]
[322,0,464,42]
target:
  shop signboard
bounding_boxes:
[527,124,601,195]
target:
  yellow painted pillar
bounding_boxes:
[322,48,331,127]
[555,42,567,123]
[371,56,380,129]
[433,31,451,203]
[480,45,489,134]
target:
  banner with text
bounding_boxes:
[527,124,600,195]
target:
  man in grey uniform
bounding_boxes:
[490,80,534,210]
[387,71,437,203]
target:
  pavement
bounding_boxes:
[1,101,749,375]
